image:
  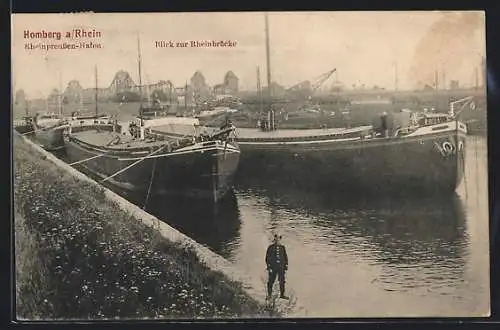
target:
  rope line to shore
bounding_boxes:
[100,144,168,183]
[143,157,157,211]
[68,153,108,166]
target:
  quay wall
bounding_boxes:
[14,132,307,317]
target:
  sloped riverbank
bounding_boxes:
[13,133,276,320]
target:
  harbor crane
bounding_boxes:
[286,68,337,99]
[283,68,338,113]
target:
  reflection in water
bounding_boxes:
[235,177,468,297]
[51,136,488,316]
[339,197,468,296]
[144,191,242,259]
[226,136,488,317]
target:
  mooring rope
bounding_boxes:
[20,130,36,136]
[69,153,108,166]
[143,157,157,210]
[100,143,168,184]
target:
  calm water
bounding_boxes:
[143,136,490,317]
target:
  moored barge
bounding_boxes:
[64,36,241,203]
[64,123,240,202]
[234,114,467,194]
[232,12,469,195]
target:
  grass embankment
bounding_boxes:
[13,133,269,320]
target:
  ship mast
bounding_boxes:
[95,64,99,116]
[433,66,439,104]
[137,33,143,126]
[264,12,272,98]
[168,82,172,106]
[184,81,188,110]
[146,74,151,105]
[58,71,63,115]
[264,12,277,131]
[256,66,263,113]
[335,69,339,110]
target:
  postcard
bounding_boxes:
[12,11,489,319]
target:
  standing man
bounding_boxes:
[266,234,289,299]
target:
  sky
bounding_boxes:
[11,11,485,98]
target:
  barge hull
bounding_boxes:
[64,138,240,202]
[236,127,466,195]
